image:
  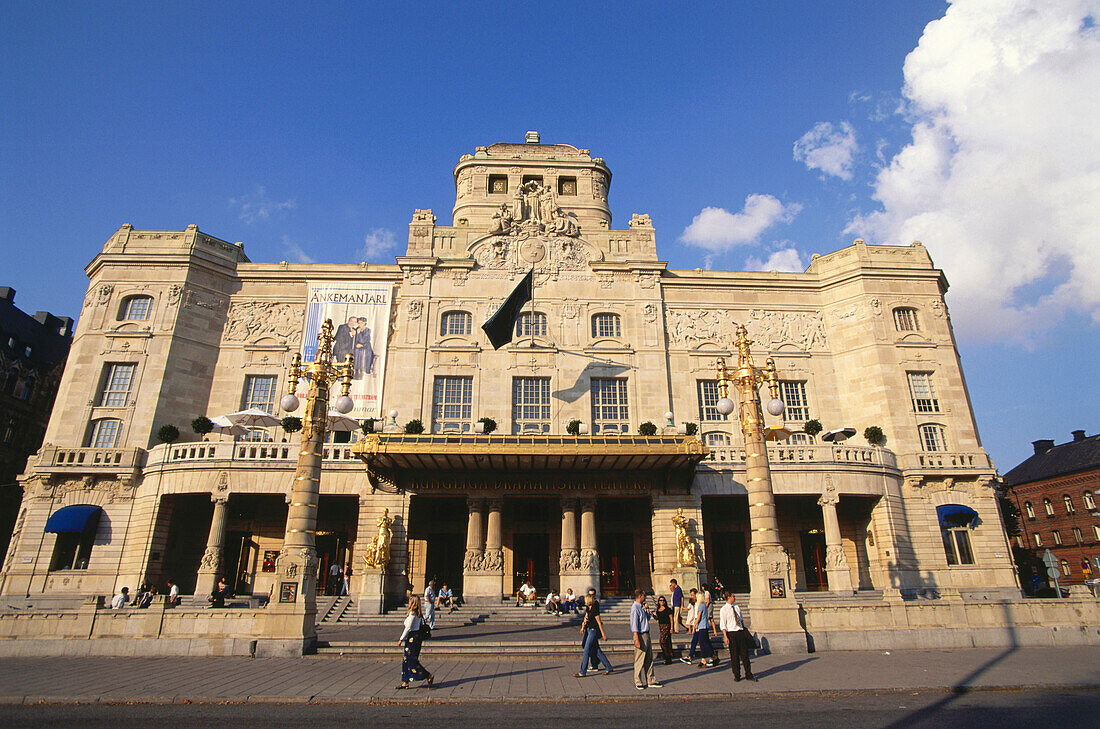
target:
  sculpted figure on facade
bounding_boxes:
[580,548,599,571]
[672,507,698,567]
[559,549,581,572]
[363,508,393,568]
[665,308,828,351]
[223,301,303,344]
[487,181,579,238]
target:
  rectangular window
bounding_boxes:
[50,531,95,571]
[591,313,621,338]
[1073,527,1083,544]
[591,378,629,434]
[919,424,947,452]
[942,529,974,565]
[697,380,727,422]
[907,372,940,413]
[433,376,473,433]
[522,175,543,186]
[1034,533,1042,547]
[488,175,508,194]
[512,377,550,433]
[1052,530,1062,545]
[89,419,121,448]
[558,177,577,195]
[243,375,278,441]
[780,381,809,421]
[99,363,136,407]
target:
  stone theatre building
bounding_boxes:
[2,133,1094,654]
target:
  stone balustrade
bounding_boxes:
[145,441,359,469]
[704,443,897,469]
[896,451,992,471]
[34,445,145,475]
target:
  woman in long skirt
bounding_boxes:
[396,595,434,689]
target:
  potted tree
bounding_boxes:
[476,416,497,435]
[191,416,214,440]
[864,425,885,447]
[157,424,180,444]
[404,419,425,435]
[638,421,658,436]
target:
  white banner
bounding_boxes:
[297,282,392,419]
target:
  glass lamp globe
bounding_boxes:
[715,397,735,416]
[388,409,398,421]
[766,398,785,416]
[334,395,354,414]
[280,394,300,412]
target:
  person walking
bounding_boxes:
[681,588,717,667]
[573,593,613,677]
[630,589,662,690]
[669,579,685,633]
[719,591,756,681]
[423,579,437,629]
[654,595,675,664]
[396,595,434,690]
[341,562,352,596]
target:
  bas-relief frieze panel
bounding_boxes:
[222,301,304,345]
[469,235,598,284]
[666,308,828,351]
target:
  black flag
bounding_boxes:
[481,269,533,349]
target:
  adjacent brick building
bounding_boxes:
[1003,430,1100,590]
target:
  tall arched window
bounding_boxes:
[119,295,154,321]
[1063,495,1075,513]
[1043,497,1054,516]
[893,307,921,332]
[440,311,472,336]
[591,313,621,338]
[516,312,547,337]
[1024,501,1035,519]
[1084,491,1096,510]
[88,418,123,448]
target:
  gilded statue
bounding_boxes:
[363,508,393,568]
[672,507,698,567]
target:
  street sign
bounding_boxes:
[1030,574,1041,586]
[1047,567,1061,581]
[1042,549,1058,571]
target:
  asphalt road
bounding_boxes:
[2,689,1097,728]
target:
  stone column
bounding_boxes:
[464,496,503,603]
[558,497,582,583]
[577,498,601,596]
[194,495,229,602]
[819,483,854,594]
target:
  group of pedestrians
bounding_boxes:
[110,579,182,609]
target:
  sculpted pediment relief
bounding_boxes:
[667,307,828,352]
[468,234,602,280]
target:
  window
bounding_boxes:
[893,307,921,332]
[907,372,940,413]
[780,381,809,421]
[558,176,577,195]
[1024,501,1035,519]
[99,363,136,406]
[120,295,153,321]
[697,380,727,422]
[1073,527,1083,545]
[432,376,473,433]
[1084,492,1096,510]
[919,424,947,452]
[522,175,543,186]
[591,378,629,434]
[516,312,547,338]
[1063,495,1075,514]
[10,374,33,400]
[1094,525,1100,541]
[88,418,122,448]
[591,313,621,338]
[1043,498,1054,516]
[1060,559,1071,577]
[788,432,813,444]
[1015,536,1024,548]
[512,377,550,433]
[941,527,975,565]
[1033,533,1042,547]
[441,311,472,337]
[242,375,278,441]
[488,175,508,194]
[1053,530,1062,545]
[704,431,731,447]
[50,531,95,571]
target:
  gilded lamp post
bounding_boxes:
[715,324,799,616]
[266,319,353,645]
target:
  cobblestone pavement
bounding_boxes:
[0,646,1096,704]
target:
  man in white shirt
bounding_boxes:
[167,579,180,606]
[110,587,129,609]
[515,581,536,607]
[423,580,437,629]
[328,562,342,595]
[719,591,756,681]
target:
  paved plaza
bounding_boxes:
[0,646,1095,704]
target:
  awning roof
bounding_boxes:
[937,503,979,527]
[44,504,102,534]
[352,434,708,474]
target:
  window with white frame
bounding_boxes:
[441,311,472,337]
[907,372,940,413]
[1084,491,1096,510]
[788,432,813,445]
[591,313,621,339]
[515,312,547,338]
[704,431,731,447]
[120,295,154,321]
[941,526,975,565]
[1033,532,1042,547]
[591,378,628,434]
[99,363,136,407]
[780,381,809,421]
[432,376,473,433]
[242,375,278,441]
[1024,501,1035,519]
[512,377,550,433]
[1053,530,1062,545]
[88,418,122,448]
[1073,527,1083,544]
[919,424,947,452]
[893,307,921,332]
[1063,494,1075,513]
[697,380,727,422]
[1043,497,1054,516]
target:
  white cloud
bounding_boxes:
[744,247,805,273]
[680,195,801,252]
[847,0,1100,343]
[793,121,859,180]
[280,236,315,264]
[356,228,398,262]
[229,186,296,224]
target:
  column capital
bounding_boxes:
[485,497,503,512]
[467,495,485,512]
[579,497,597,513]
[211,494,229,505]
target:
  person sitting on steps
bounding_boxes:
[515,581,537,607]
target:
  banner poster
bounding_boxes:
[296,282,393,419]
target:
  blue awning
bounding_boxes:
[937,504,978,527]
[44,505,102,534]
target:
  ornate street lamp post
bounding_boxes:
[262,319,353,654]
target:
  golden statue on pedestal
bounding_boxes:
[672,507,698,567]
[363,508,393,568]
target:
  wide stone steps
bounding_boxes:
[314,634,728,659]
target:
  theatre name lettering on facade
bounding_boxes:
[0,133,1021,636]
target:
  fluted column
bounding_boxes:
[559,498,580,574]
[819,485,854,593]
[195,496,229,600]
[464,496,503,602]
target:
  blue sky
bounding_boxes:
[1,1,1096,471]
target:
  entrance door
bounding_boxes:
[424,532,465,594]
[316,532,349,595]
[513,533,550,592]
[711,531,749,592]
[598,533,636,596]
[223,531,257,595]
[800,530,828,591]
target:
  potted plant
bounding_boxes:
[191,416,214,439]
[361,417,377,434]
[684,422,698,436]
[405,419,425,435]
[281,416,302,434]
[804,419,823,438]
[566,419,582,436]
[638,421,658,436]
[156,424,180,444]
[864,425,885,447]
[477,416,497,435]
